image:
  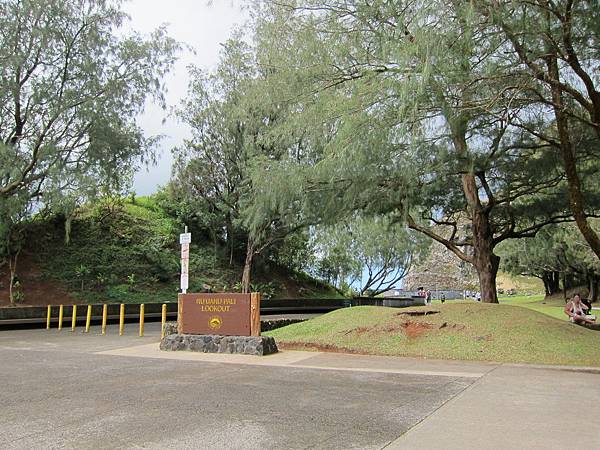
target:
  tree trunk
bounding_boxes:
[64,213,73,245]
[547,52,600,259]
[212,233,217,270]
[542,272,551,296]
[226,215,234,267]
[589,276,598,303]
[542,271,561,296]
[8,251,19,305]
[462,171,499,304]
[552,271,560,294]
[241,238,255,294]
[565,273,574,291]
[542,270,561,296]
[473,247,500,304]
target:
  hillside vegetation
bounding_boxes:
[0,197,339,305]
[265,303,600,366]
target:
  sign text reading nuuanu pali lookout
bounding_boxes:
[177,293,260,336]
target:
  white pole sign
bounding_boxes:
[180,231,191,293]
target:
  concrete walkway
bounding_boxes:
[100,343,495,378]
[386,363,600,450]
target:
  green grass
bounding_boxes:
[265,303,600,366]
[498,294,577,321]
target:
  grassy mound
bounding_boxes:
[5,196,339,305]
[265,303,600,366]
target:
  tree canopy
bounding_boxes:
[0,0,178,303]
[312,215,426,296]
[242,0,600,302]
[0,0,178,205]
[499,221,600,300]
[172,37,320,292]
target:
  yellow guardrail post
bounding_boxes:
[139,303,145,337]
[101,304,107,335]
[46,305,51,330]
[85,305,92,333]
[58,305,64,331]
[119,304,125,336]
[161,303,167,339]
[71,305,77,332]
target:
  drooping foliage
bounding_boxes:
[499,221,600,301]
[245,0,600,302]
[0,0,179,302]
[172,37,323,292]
[312,215,427,295]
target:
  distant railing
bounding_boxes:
[0,296,430,329]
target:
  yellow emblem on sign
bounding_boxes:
[209,315,222,330]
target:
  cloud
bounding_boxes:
[124,0,248,195]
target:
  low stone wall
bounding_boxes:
[160,333,278,356]
[162,319,302,337]
[260,318,305,332]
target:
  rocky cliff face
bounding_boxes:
[404,240,478,291]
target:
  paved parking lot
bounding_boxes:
[2,324,598,449]
[0,324,475,449]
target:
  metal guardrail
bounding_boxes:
[0,298,349,329]
[0,297,426,329]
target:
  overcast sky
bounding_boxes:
[123,0,248,195]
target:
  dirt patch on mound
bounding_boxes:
[400,320,434,338]
[396,310,440,316]
[0,252,78,307]
[340,319,457,339]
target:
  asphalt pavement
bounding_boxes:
[0,323,598,449]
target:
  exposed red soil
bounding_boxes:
[340,319,441,339]
[399,320,434,338]
[0,252,79,307]
[396,310,440,316]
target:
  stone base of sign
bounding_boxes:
[163,321,178,337]
[160,333,278,356]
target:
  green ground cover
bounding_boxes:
[27,197,339,304]
[498,294,592,321]
[265,303,600,366]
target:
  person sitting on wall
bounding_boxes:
[564,293,596,325]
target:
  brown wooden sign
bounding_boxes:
[177,293,261,336]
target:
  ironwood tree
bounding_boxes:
[172,38,315,293]
[0,0,178,302]
[499,222,600,301]
[475,0,600,259]
[311,215,426,296]
[247,0,599,302]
